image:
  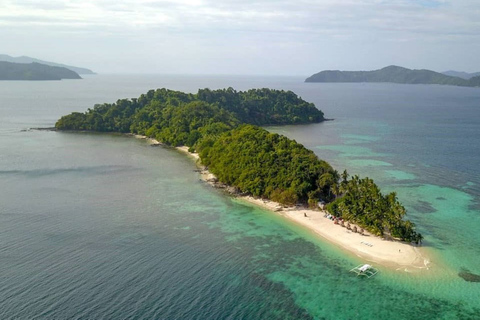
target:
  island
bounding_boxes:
[0,54,95,75]
[0,61,82,80]
[56,87,428,270]
[442,70,480,80]
[469,76,480,87]
[305,65,480,87]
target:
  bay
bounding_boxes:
[1,75,479,319]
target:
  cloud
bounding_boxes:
[6,0,71,11]
[1,0,479,73]
[2,0,478,39]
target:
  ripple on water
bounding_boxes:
[348,159,393,167]
[315,145,386,158]
[385,169,417,181]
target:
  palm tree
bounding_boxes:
[415,233,424,245]
[332,169,340,184]
[340,170,349,194]
[341,169,349,184]
[331,183,340,199]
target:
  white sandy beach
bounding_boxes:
[240,196,429,272]
[175,145,430,272]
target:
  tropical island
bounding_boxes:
[56,88,427,269]
[442,70,480,80]
[0,61,82,80]
[305,65,480,87]
[0,54,95,75]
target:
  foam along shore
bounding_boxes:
[133,134,162,146]
[174,145,430,272]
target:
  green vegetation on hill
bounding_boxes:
[306,65,480,87]
[198,125,336,204]
[196,88,324,125]
[55,87,422,243]
[0,61,81,80]
[326,175,423,244]
[56,87,324,136]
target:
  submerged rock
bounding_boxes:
[458,268,480,282]
[30,127,57,131]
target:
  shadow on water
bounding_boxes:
[248,272,314,320]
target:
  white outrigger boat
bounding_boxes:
[350,264,378,278]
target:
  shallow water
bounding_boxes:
[1,76,479,319]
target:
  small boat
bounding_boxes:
[350,264,378,278]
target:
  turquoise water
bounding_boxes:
[1,77,479,319]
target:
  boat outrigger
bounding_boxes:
[350,264,378,278]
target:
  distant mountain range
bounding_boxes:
[0,54,95,75]
[442,70,480,80]
[305,66,480,87]
[0,61,82,80]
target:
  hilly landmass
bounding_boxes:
[0,61,82,80]
[0,54,95,75]
[306,65,480,87]
[469,76,480,87]
[55,87,423,244]
[442,70,480,80]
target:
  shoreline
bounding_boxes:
[133,136,431,272]
[173,145,431,272]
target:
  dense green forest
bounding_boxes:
[326,175,423,244]
[0,61,81,80]
[305,65,480,87]
[56,87,422,243]
[56,88,324,135]
[198,125,337,204]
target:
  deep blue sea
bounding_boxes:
[1,75,480,319]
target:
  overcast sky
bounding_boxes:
[1,0,479,75]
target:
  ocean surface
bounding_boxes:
[1,75,479,319]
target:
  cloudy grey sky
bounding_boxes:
[1,0,479,75]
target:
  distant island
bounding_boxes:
[306,65,480,87]
[442,70,480,80]
[0,61,82,81]
[0,54,95,75]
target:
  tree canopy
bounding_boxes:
[326,175,423,243]
[56,87,324,134]
[198,125,336,205]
